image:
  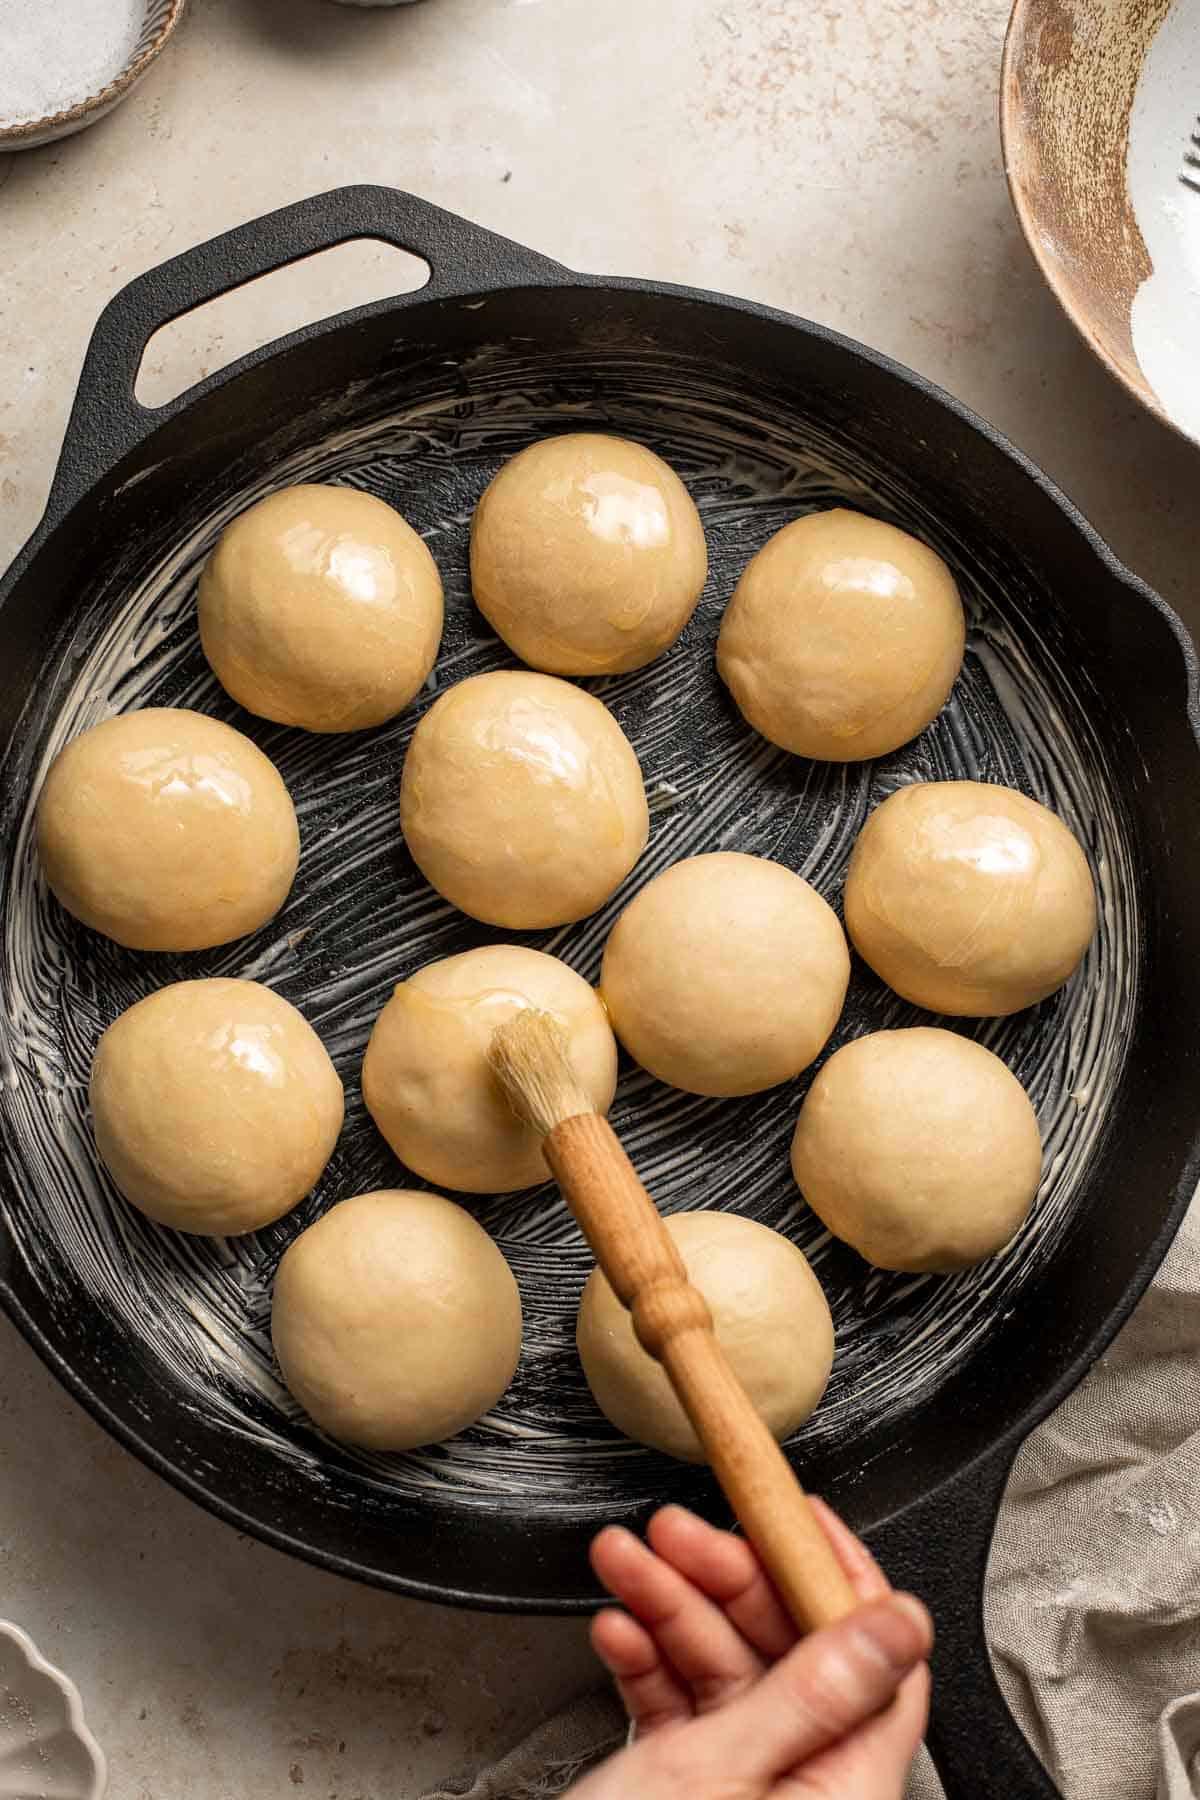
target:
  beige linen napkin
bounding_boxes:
[422,1196,1200,1800]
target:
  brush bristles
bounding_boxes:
[487,1008,597,1137]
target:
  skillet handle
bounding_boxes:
[43,185,568,529]
[867,1441,1060,1800]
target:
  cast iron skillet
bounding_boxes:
[2,188,1198,1800]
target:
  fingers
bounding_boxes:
[787,1663,931,1799]
[698,1589,934,1781]
[577,1646,931,1800]
[590,1495,927,1775]
[641,1497,888,1655]
[590,1524,764,1714]
[806,1495,892,1604]
[646,1505,798,1660]
[590,1605,693,1736]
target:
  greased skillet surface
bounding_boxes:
[0,344,1137,1520]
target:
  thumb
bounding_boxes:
[695,1591,932,1781]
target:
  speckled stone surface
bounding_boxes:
[1,1,1198,1796]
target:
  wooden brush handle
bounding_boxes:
[545,1112,858,1633]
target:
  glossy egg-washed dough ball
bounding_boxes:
[577,1211,834,1461]
[363,945,617,1194]
[470,434,708,675]
[844,780,1097,1016]
[90,979,343,1235]
[791,1027,1042,1272]
[272,1189,522,1451]
[37,708,299,951]
[400,671,649,929]
[717,509,965,761]
[199,484,444,733]
[599,852,850,1097]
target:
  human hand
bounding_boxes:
[571,1497,931,1799]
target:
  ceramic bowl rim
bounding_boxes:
[999,0,1193,448]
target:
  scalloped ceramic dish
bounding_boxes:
[0,1624,106,1800]
[0,0,186,153]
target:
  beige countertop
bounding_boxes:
[2,1,1197,1795]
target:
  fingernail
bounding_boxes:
[591,1525,636,1559]
[853,1596,932,1673]
[605,1526,641,1550]
[893,1592,935,1655]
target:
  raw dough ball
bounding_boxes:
[37,708,299,951]
[577,1211,834,1461]
[844,780,1097,1016]
[363,945,617,1193]
[470,434,707,675]
[272,1189,522,1450]
[199,484,443,733]
[716,509,965,760]
[790,1027,1042,1271]
[599,852,850,1096]
[90,979,343,1235]
[400,670,649,928]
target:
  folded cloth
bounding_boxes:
[421,1196,1200,1800]
[420,1690,625,1799]
[1160,1694,1200,1800]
